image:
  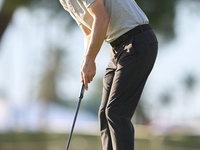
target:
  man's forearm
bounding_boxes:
[80,0,110,90]
[80,18,109,90]
[83,34,91,58]
[85,17,109,61]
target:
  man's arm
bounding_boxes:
[80,24,91,70]
[80,0,109,90]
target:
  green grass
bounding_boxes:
[0,132,200,150]
[0,132,102,150]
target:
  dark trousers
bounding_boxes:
[99,25,158,150]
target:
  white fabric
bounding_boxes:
[59,0,149,43]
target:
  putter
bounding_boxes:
[66,82,85,150]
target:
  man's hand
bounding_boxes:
[80,58,96,90]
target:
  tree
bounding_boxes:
[0,0,72,44]
[38,49,65,102]
[0,0,28,42]
[136,0,176,41]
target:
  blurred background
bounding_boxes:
[0,0,200,150]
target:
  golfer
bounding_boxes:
[60,0,158,150]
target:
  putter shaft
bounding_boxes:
[66,82,85,150]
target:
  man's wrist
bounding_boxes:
[85,52,96,62]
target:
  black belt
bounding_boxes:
[110,24,152,48]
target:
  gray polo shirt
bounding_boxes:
[59,0,149,43]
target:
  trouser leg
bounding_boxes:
[99,60,116,150]
[99,28,158,150]
[106,62,154,150]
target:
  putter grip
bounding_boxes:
[79,82,85,99]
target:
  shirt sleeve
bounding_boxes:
[59,0,69,11]
[59,0,81,25]
[69,13,81,25]
[81,0,96,8]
